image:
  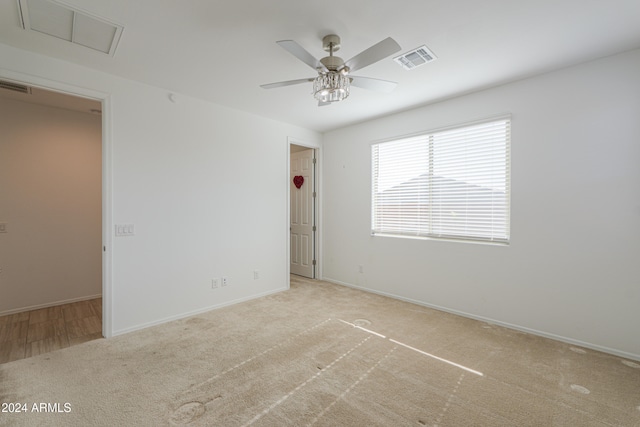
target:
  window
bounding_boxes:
[372,117,510,243]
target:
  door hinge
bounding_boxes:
[312,225,316,232]
[312,260,316,266]
[313,191,316,198]
[312,158,316,164]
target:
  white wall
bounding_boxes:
[322,49,640,359]
[0,42,321,335]
[0,99,102,313]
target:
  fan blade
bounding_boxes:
[276,40,328,72]
[260,78,314,89]
[344,37,401,73]
[350,76,398,93]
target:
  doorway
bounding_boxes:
[290,144,316,279]
[0,78,106,361]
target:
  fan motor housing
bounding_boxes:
[320,55,345,71]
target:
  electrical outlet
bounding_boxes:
[222,277,228,286]
[253,270,259,280]
[358,265,364,273]
[211,278,219,289]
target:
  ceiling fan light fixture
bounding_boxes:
[263,35,401,105]
[313,71,350,103]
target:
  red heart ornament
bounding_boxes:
[293,175,304,189]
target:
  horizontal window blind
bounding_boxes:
[372,117,510,243]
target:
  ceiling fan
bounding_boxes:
[260,34,402,106]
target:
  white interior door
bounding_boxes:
[290,148,314,278]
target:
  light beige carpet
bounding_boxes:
[1,276,639,426]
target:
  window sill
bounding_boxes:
[370,232,510,247]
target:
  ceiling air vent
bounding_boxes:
[0,80,31,94]
[394,45,437,70]
[17,0,123,56]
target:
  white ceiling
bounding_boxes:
[1,0,639,132]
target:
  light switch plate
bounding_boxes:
[115,224,135,236]
[0,222,7,233]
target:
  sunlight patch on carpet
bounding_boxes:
[390,339,484,377]
[338,319,386,338]
[241,335,372,426]
[307,344,398,426]
[338,318,484,377]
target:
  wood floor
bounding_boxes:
[0,298,102,364]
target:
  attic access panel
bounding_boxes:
[17,0,123,56]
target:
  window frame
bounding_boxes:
[371,115,511,245]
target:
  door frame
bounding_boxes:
[0,68,113,338]
[287,137,322,285]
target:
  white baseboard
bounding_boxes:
[0,294,102,317]
[323,277,640,362]
[112,287,288,337]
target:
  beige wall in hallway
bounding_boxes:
[0,98,102,314]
